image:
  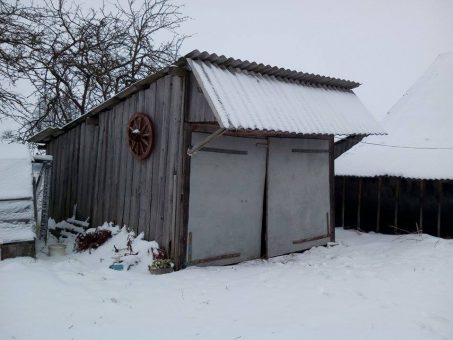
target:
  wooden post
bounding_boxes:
[376,177,382,233]
[357,178,362,230]
[32,177,38,224]
[419,180,424,233]
[437,181,443,237]
[394,178,400,234]
[39,163,52,242]
[329,138,335,242]
[342,177,346,228]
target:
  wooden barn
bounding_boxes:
[336,53,453,238]
[30,50,383,268]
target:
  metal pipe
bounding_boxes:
[187,128,226,156]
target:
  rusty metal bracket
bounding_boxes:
[292,234,330,245]
[189,252,241,266]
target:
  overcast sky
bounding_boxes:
[177,0,453,120]
[2,0,453,135]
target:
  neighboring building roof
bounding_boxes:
[0,143,33,200]
[29,49,384,143]
[188,58,384,135]
[336,52,453,180]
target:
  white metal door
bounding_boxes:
[266,138,331,258]
[187,133,267,266]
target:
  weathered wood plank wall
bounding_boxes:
[187,74,217,123]
[47,123,95,221]
[46,74,185,252]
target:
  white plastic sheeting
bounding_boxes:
[188,59,385,135]
[0,143,35,243]
[336,53,453,180]
[0,143,33,200]
[0,222,35,243]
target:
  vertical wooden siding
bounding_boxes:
[336,176,453,238]
[46,74,185,251]
[47,122,96,221]
[187,74,217,123]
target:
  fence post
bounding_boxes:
[376,177,382,233]
[437,181,443,237]
[394,178,400,234]
[357,178,362,230]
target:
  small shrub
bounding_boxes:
[75,229,112,252]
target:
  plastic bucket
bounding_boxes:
[48,243,66,256]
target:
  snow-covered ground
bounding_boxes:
[1,228,452,340]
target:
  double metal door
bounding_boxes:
[187,133,331,265]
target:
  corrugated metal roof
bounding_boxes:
[182,50,361,89]
[29,49,383,143]
[188,59,385,135]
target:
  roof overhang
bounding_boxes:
[28,127,63,143]
[29,49,385,143]
[188,58,385,136]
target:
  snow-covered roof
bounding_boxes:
[0,143,33,200]
[30,49,385,143]
[336,52,453,180]
[189,58,384,135]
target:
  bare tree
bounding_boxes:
[0,0,37,125]
[0,0,187,141]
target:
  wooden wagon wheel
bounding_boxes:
[127,112,154,160]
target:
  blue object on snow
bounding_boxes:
[109,263,124,271]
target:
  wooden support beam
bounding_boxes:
[419,180,424,232]
[341,177,346,228]
[32,177,38,223]
[187,128,226,156]
[329,137,335,242]
[376,177,382,233]
[334,135,365,159]
[167,65,189,77]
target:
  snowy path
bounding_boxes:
[1,228,452,339]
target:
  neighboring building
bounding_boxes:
[336,53,453,238]
[0,143,36,259]
[30,50,383,268]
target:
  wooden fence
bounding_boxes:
[335,176,453,238]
